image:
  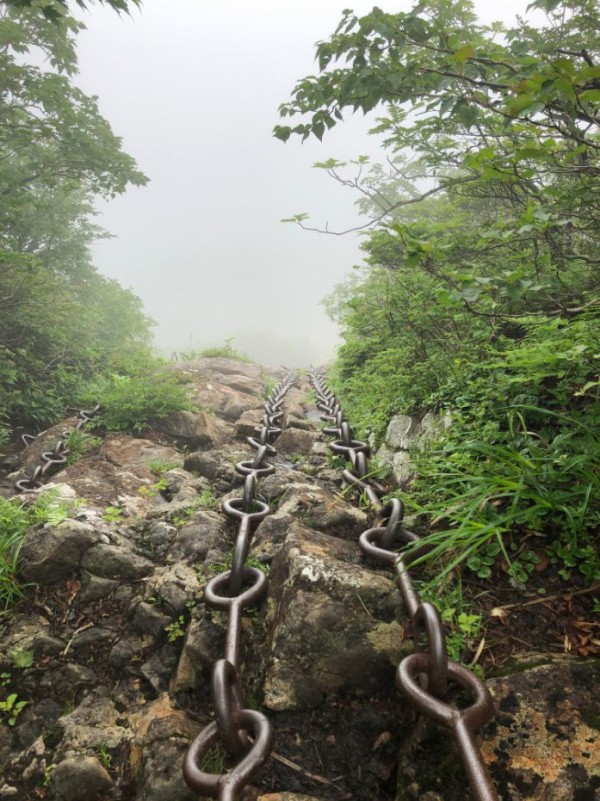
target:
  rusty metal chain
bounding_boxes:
[14,404,101,493]
[183,372,295,801]
[308,369,498,801]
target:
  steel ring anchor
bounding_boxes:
[183,709,273,801]
[397,653,498,801]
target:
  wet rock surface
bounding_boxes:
[0,358,597,801]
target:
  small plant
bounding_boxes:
[262,375,278,400]
[147,460,180,477]
[138,478,169,499]
[103,506,123,523]
[65,430,102,464]
[98,744,112,771]
[9,648,34,669]
[0,673,11,687]
[43,764,56,787]
[0,692,27,726]
[198,338,251,362]
[165,615,187,642]
[420,580,483,664]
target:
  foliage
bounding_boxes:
[280,0,600,583]
[9,648,34,668]
[2,0,140,21]
[0,692,27,726]
[102,506,123,523]
[78,370,191,433]
[0,3,152,444]
[65,430,102,464]
[0,491,82,613]
[147,460,181,476]
[0,498,29,613]
[196,338,251,362]
[164,614,186,643]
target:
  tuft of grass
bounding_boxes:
[197,338,251,362]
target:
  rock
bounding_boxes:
[0,616,65,665]
[57,689,131,757]
[171,612,224,691]
[234,409,264,439]
[79,573,120,602]
[39,663,96,700]
[153,411,229,449]
[183,450,219,479]
[258,796,324,801]
[14,698,62,749]
[385,415,416,451]
[169,511,226,565]
[130,601,173,636]
[53,755,113,800]
[108,636,145,668]
[266,482,368,539]
[140,645,180,693]
[144,563,201,615]
[262,522,405,710]
[376,411,453,486]
[482,657,600,800]
[100,435,183,470]
[130,694,199,801]
[275,428,319,457]
[219,373,262,395]
[80,543,155,579]
[19,520,100,583]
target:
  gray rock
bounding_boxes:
[14,698,62,749]
[234,408,263,439]
[183,451,219,479]
[130,695,200,801]
[262,522,405,710]
[144,563,201,615]
[39,663,96,700]
[130,601,173,636]
[79,573,120,602]
[140,645,180,693]
[153,411,229,449]
[80,543,154,579]
[168,511,226,565]
[57,689,131,756]
[276,428,319,457]
[108,636,145,668]
[19,520,100,584]
[384,414,415,450]
[171,613,224,691]
[53,755,113,800]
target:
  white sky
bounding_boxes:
[74,0,531,367]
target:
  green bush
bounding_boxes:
[78,371,191,433]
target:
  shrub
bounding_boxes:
[78,371,191,433]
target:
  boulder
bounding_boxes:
[53,756,113,801]
[262,522,406,710]
[19,520,101,583]
[130,694,199,801]
[153,411,229,449]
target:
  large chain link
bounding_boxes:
[309,369,498,801]
[14,404,101,493]
[183,373,295,800]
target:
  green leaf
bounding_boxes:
[452,44,474,63]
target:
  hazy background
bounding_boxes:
[75,0,528,367]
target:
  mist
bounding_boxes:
[74,0,530,367]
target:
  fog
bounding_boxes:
[75,0,529,367]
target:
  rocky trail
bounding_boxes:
[0,358,598,801]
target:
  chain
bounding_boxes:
[14,404,101,493]
[183,372,295,801]
[308,369,498,801]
